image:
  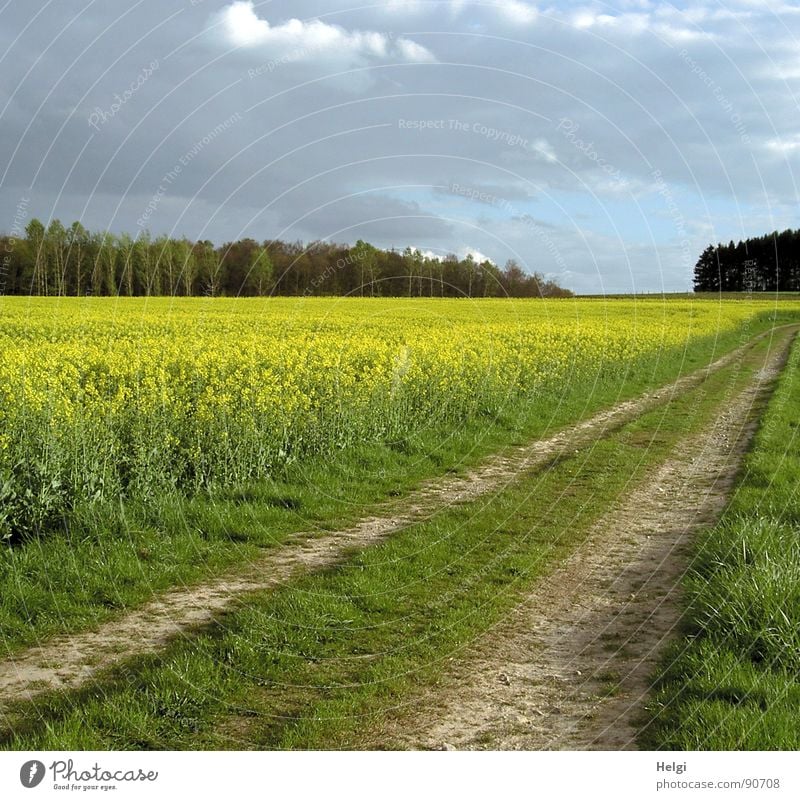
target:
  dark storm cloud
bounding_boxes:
[1,0,798,292]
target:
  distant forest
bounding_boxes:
[0,219,572,299]
[693,228,800,292]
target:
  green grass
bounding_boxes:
[641,332,800,750]
[0,324,788,750]
[6,309,799,664]
[0,317,788,658]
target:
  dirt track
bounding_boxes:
[0,328,791,714]
[374,329,794,750]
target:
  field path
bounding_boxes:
[0,327,791,708]
[374,328,795,751]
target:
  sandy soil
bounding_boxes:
[0,327,790,711]
[373,330,794,751]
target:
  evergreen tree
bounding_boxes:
[693,229,800,293]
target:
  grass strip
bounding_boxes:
[0,324,787,750]
[641,332,800,750]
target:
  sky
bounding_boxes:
[0,0,798,294]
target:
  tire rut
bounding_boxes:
[374,329,795,751]
[0,328,790,710]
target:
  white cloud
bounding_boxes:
[408,246,441,260]
[498,1,539,24]
[652,22,707,43]
[407,245,495,264]
[384,0,427,13]
[568,8,709,42]
[385,0,537,24]
[572,11,613,30]
[766,135,800,155]
[460,247,495,263]
[213,2,435,63]
[396,38,435,62]
[530,137,558,163]
[768,59,800,80]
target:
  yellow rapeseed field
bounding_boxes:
[0,295,783,539]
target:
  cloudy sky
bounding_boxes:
[1,0,798,293]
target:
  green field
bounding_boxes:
[0,296,798,750]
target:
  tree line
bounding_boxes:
[693,228,800,292]
[0,219,573,299]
